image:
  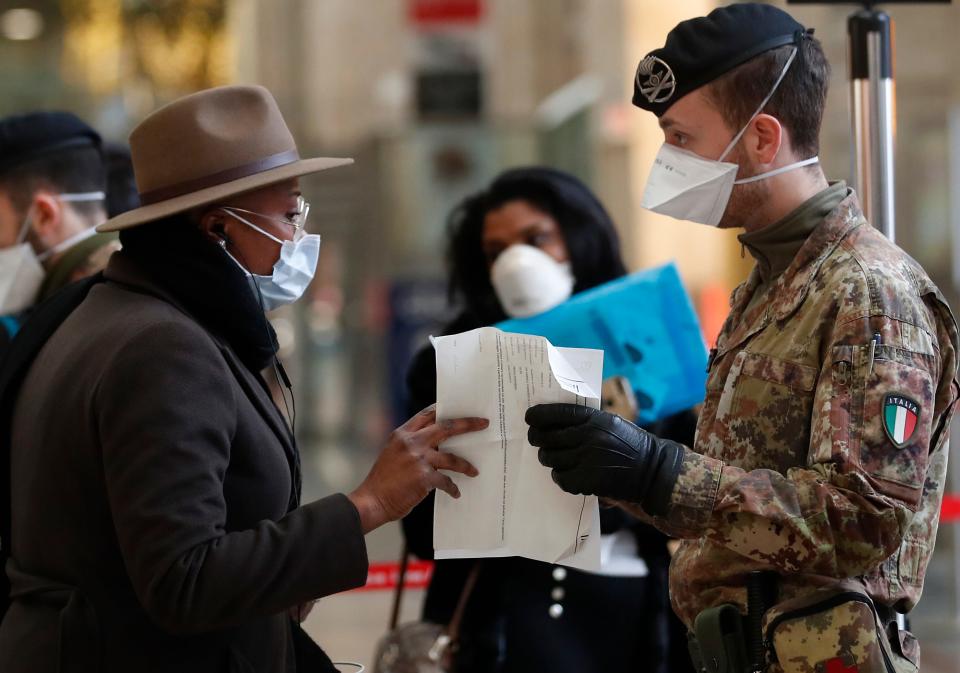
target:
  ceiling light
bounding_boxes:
[1,8,44,41]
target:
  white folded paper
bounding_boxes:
[431,327,602,571]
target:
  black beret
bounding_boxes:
[0,111,102,175]
[633,3,810,117]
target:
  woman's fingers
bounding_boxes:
[430,450,478,476]
[402,404,437,432]
[415,416,489,447]
[430,471,462,499]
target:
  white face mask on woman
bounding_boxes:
[490,244,575,319]
[640,47,819,227]
[220,208,321,312]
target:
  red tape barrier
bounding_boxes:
[353,560,434,593]
[941,495,960,523]
[353,498,960,592]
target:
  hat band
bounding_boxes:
[138,149,301,206]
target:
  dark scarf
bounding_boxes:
[118,216,279,373]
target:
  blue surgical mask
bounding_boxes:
[220,209,321,312]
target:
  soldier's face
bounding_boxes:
[657,88,773,230]
[658,88,732,161]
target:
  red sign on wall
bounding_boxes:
[409,0,484,25]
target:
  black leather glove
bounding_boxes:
[525,403,685,516]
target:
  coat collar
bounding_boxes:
[103,253,301,507]
[217,345,301,509]
[717,190,865,358]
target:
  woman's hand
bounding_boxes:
[348,405,487,533]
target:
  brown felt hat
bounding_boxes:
[97,85,352,232]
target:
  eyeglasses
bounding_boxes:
[222,195,311,232]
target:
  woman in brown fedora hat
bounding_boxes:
[0,85,487,673]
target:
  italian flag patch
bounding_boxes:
[883,394,920,448]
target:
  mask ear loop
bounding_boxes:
[57,191,106,203]
[733,155,820,185]
[17,191,107,249]
[15,208,33,245]
[220,207,286,245]
[717,46,800,162]
[220,210,298,438]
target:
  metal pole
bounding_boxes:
[848,9,896,242]
[850,9,905,632]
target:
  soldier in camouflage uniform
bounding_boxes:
[526,5,959,672]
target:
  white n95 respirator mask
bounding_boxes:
[640,46,819,227]
[0,191,105,313]
[0,244,44,314]
[490,244,574,319]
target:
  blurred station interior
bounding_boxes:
[2,0,960,668]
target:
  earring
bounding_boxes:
[218,238,227,248]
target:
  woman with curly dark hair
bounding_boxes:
[401,166,694,673]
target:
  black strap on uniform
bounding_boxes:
[0,273,105,622]
[747,571,778,673]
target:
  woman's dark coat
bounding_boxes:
[0,251,368,673]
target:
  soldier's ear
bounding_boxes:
[744,114,783,167]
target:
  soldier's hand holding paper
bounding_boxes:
[526,403,685,516]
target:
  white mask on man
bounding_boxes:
[0,191,105,313]
[490,244,575,319]
[0,243,44,314]
[0,192,106,314]
[640,47,819,227]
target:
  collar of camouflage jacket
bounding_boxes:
[738,181,849,283]
[718,188,864,358]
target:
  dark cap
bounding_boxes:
[0,111,102,175]
[632,3,810,117]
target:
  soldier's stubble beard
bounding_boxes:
[716,146,769,231]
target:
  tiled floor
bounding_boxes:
[306,587,960,672]
[912,623,960,673]
[304,521,960,672]
[304,522,422,670]
[302,442,960,672]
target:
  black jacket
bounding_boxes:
[0,252,369,673]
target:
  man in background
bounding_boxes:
[103,141,140,218]
[0,112,119,352]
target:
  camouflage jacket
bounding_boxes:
[638,192,960,626]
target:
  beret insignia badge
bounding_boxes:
[636,55,676,104]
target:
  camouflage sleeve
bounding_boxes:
[654,305,959,578]
[608,452,723,539]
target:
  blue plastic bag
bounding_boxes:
[497,262,707,423]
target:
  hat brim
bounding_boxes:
[97,156,353,232]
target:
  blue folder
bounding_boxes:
[497,262,707,423]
